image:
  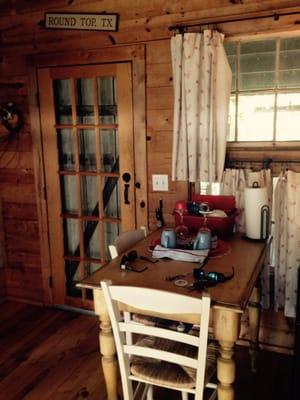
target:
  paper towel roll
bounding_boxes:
[244,186,269,240]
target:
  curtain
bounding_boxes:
[274,170,300,318]
[221,168,273,309]
[222,168,247,232]
[171,31,232,183]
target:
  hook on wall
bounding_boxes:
[262,158,272,169]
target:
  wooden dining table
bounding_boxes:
[78,229,271,400]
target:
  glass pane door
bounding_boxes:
[38,63,135,307]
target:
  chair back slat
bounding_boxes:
[119,322,200,346]
[109,285,206,315]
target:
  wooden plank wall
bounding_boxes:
[0,0,299,346]
[0,199,6,300]
[146,40,188,229]
[0,76,43,304]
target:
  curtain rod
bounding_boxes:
[169,10,300,32]
[226,158,300,167]
[228,159,300,162]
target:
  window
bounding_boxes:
[225,37,300,142]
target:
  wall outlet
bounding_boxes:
[152,174,168,191]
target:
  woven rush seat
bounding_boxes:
[130,336,217,389]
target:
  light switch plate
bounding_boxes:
[152,174,168,191]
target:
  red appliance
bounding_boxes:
[174,194,238,239]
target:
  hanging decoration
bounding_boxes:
[44,12,119,32]
[0,103,24,137]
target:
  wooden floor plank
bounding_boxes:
[0,301,294,400]
[0,311,79,381]
[0,315,95,399]
[42,352,105,400]
[21,323,100,400]
[235,345,293,400]
[0,300,26,323]
[0,302,50,337]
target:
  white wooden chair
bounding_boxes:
[101,281,217,400]
[108,226,148,260]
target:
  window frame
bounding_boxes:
[225,31,300,150]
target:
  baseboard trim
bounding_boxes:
[6,295,43,307]
[237,338,294,355]
[54,303,96,316]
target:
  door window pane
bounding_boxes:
[76,78,94,124]
[81,175,99,216]
[276,93,300,140]
[83,221,100,259]
[227,95,236,141]
[237,94,274,141]
[60,175,78,213]
[224,42,237,91]
[65,260,82,297]
[279,37,300,88]
[53,79,72,124]
[84,262,102,276]
[78,129,97,171]
[97,77,117,124]
[100,129,119,172]
[240,40,276,91]
[63,219,80,256]
[105,222,120,259]
[103,177,120,218]
[57,129,75,171]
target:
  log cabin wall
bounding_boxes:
[0,199,5,300]
[0,0,299,349]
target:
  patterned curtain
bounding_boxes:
[274,170,300,318]
[221,168,273,309]
[222,168,247,232]
[171,31,232,183]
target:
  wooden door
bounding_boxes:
[38,63,136,308]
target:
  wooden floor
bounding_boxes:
[0,301,293,400]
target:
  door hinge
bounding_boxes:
[49,276,53,288]
[36,92,40,107]
[43,186,47,201]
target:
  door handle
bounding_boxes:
[124,183,130,204]
[122,173,131,205]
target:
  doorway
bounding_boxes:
[38,62,143,308]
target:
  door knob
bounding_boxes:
[122,172,131,183]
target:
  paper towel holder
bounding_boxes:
[260,204,270,240]
[252,181,270,240]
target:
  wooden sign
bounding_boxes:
[45,13,119,31]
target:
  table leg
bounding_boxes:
[93,288,118,400]
[248,286,261,373]
[213,307,242,400]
